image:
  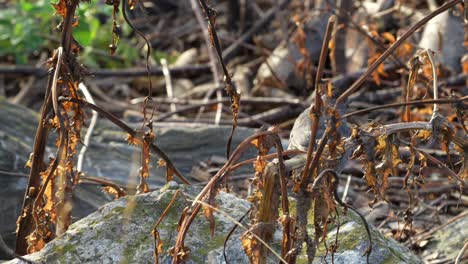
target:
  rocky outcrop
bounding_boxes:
[0,97,257,258]
[5,183,422,264]
[420,214,468,262]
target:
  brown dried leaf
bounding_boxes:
[241,233,260,262]
[397,42,414,58]
[381,32,396,43]
[314,193,331,242]
[364,162,377,190]
[102,186,122,199]
[152,229,163,264]
[126,134,138,145]
[203,188,219,237]
[157,159,167,168]
[25,153,34,168]
[52,0,67,17]
[368,53,387,86]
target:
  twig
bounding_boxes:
[15,64,54,256]
[197,0,241,158]
[223,208,252,263]
[58,97,191,185]
[152,190,183,263]
[77,83,98,172]
[11,52,48,104]
[221,0,292,61]
[336,0,462,106]
[323,2,409,70]
[0,64,211,78]
[415,147,467,187]
[300,15,335,189]
[130,96,304,107]
[51,47,63,115]
[312,169,372,263]
[455,241,468,264]
[342,175,351,202]
[35,46,71,237]
[406,211,468,246]
[342,97,468,118]
[352,121,466,149]
[422,49,439,114]
[190,0,222,124]
[80,175,126,198]
[331,0,352,74]
[194,200,288,264]
[160,59,176,113]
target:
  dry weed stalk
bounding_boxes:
[15,0,187,256]
[167,1,466,263]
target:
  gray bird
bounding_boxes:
[287,75,354,177]
[288,98,350,152]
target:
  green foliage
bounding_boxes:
[0,0,55,64]
[0,0,176,68]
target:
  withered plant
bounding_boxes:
[162,1,467,264]
[12,1,467,264]
[15,0,191,255]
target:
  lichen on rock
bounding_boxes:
[5,183,422,264]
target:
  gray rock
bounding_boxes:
[0,97,256,258]
[4,185,422,264]
[309,212,422,264]
[86,121,256,186]
[4,185,251,264]
[254,0,335,93]
[418,10,466,72]
[421,214,468,262]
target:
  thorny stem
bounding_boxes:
[315,16,336,93]
[190,0,223,124]
[152,190,182,263]
[402,56,420,122]
[190,130,278,207]
[16,0,79,250]
[15,69,53,255]
[32,47,71,236]
[299,15,335,189]
[261,133,292,261]
[197,0,240,159]
[60,1,78,53]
